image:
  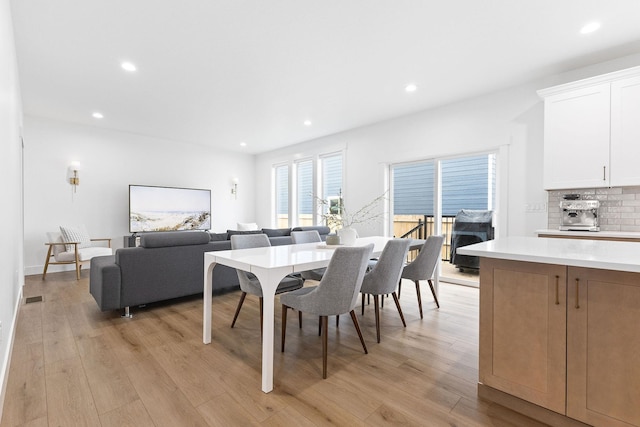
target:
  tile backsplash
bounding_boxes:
[547,186,640,232]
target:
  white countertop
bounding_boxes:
[457,236,640,273]
[535,229,640,239]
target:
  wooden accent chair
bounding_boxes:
[281,244,373,379]
[360,239,411,343]
[398,235,445,317]
[43,226,112,280]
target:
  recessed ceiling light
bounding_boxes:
[240,142,247,147]
[303,120,312,126]
[580,22,601,34]
[121,61,137,72]
[405,83,418,93]
[92,112,104,119]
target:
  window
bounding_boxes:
[295,160,314,226]
[274,164,289,228]
[320,153,343,217]
[272,152,343,228]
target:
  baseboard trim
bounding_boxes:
[478,383,591,427]
[0,284,23,422]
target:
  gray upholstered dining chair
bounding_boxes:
[291,230,326,281]
[280,243,374,379]
[230,234,304,332]
[360,239,411,343]
[399,235,445,317]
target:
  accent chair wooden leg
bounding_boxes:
[428,279,440,308]
[321,316,328,379]
[281,304,288,352]
[336,315,339,327]
[415,280,423,319]
[349,310,368,354]
[398,279,402,299]
[374,295,381,343]
[74,248,81,280]
[391,291,406,327]
[42,246,54,280]
[298,310,302,328]
[230,292,247,327]
[361,293,365,315]
[318,316,322,336]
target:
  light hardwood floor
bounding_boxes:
[1,271,549,427]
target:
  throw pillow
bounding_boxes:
[237,222,259,231]
[59,225,91,252]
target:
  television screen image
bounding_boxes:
[129,185,211,233]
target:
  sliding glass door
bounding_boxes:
[391,152,497,287]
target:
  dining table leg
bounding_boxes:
[203,258,216,344]
[253,268,290,393]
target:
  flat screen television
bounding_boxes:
[129,185,211,233]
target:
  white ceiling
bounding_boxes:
[10,0,640,154]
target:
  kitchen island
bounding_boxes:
[458,237,640,427]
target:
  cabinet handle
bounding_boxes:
[555,275,560,305]
[603,166,606,181]
[575,278,580,309]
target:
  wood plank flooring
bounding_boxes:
[1,271,549,426]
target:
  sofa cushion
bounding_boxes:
[237,222,259,231]
[227,229,263,239]
[262,228,291,237]
[140,231,210,248]
[209,232,228,241]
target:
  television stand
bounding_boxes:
[124,234,140,248]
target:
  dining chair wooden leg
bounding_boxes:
[391,291,406,327]
[281,304,288,352]
[349,310,368,354]
[428,279,440,308]
[373,295,381,343]
[231,292,247,327]
[318,316,322,336]
[298,310,302,328]
[415,280,423,319]
[336,315,339,327]
[321,316,328,379]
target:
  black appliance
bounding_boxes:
[449,209,494,270]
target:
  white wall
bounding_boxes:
[255,54,640,238]
[0,0,24,419]
[23,117,256,275]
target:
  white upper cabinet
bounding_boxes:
[610,75,640,187]
[539,66,640,190]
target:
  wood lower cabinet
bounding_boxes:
[480,258,640,427]
[567,267,640,427]
[479,258,567,414]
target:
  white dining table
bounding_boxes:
[202,236,424,393]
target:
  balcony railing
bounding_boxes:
[395,215,455,262]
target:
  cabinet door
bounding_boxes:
[543,83,611,190]
[567,267,640,427]
[479,258,567,414]
[610,75,640,187]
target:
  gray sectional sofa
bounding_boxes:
[89,226,330,314]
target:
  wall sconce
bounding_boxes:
[231,177,239,199]
[68,161,81,192]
